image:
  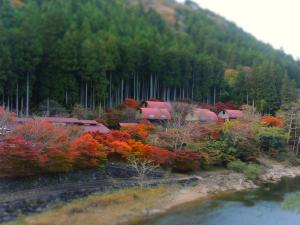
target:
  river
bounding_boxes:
[142,177,300,225]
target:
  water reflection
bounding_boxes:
[142,177,300,225]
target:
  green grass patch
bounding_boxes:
[227,160,262,180]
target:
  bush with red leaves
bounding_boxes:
[69,134,106,169]
[201,102,239,114]
[121,124,154,142]
[0,135,41,177]
[121,98,140,109]
[190,125,221,142]
[260,116,284,128]
[172,150,207,172]
[147,146,176,167]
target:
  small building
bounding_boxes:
[82,124,110,134]
[119,122,139,127]
[142,101,172,112]
[218,109,243,120]
[75,120,99,126]
[16,117,110,134]
[136,108,171,122]
[35,117,79,125]
[186,108,218,123]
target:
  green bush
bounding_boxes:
[196,140,229,165]
[257,127,287,152]
[244,163,262,180]
[222,122,259,161]
[276,151,300,166]
[227,160,262,180]
[227,160,247,173]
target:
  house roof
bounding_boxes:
[82,124,110,134]
[119,123,139,127]
[193,108,218,122]
[35,117,80,124]
[145,101,172,112]
[16,116,110,133]
[35,117,100,125]
[225,109,243,118]
[76,120,99,125]
[139,108,171,120]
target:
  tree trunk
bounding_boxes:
[121,79,124,102]
[109,72,112,108]
[213,86,216,105]
[7,96,10,112]
[20,96,23,117]
[174,87,176,101]
[47,97,50,116]
[85,81,88,110]
[16,81,19,116]
[26,72,30,117]
[65,89,68,106]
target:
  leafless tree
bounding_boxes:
[166,102,197,150]
[280,102,300,154]
[127,155,159,188]
[240,104,261,121]
[0,107,15,138]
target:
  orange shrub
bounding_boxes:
[121,124,153,142]
[260,116,284,128]
[108,141,133,158]
[69,134,106,169]
[42,145,73,173]
[90,130,177,167]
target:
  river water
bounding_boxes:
[142,177,300,225]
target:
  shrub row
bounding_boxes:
[0,121,205,177]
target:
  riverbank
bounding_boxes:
[2,158,300,225]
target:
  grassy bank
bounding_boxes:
[3,187,172,225]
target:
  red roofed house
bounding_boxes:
[119,123,139,127]
[137,108,171,122]
[81,124,110,134]
[35,117,80,125]
[142,101,172,112]
[18,117,110,134]
[186,108,218,123]
[75,120,99,125]
[218,109,243,120]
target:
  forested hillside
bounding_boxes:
[0,0,299,115]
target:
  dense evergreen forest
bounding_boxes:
[0,0,299,116]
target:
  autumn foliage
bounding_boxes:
[121,98,140,109]
[0,115,209,177]
[201,102,239,113]
[260,116,284,128]
[120,124,153,142]
[69,134,106,169]
[172,150,206,172]
[0,121,105,177]
[0,135,41,176]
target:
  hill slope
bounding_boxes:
[0,0,298,114]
